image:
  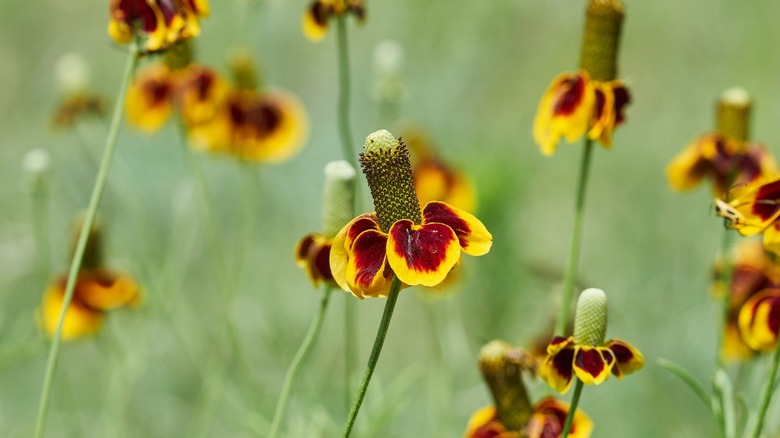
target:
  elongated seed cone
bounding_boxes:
[717,87,751,143]
[478,340,535,431]
[573,288,608,346]
[579,0,625,82]
[322,160,356,237]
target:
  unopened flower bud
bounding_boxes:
[22,149,51,195]
[55,53,90,95]
[717,87,751,143]
[478,340,535,431]
[579,0,625,82]
[360,129,422,231]
[573,288,608,346]
[322,160,356,237]
[373,39,404,79]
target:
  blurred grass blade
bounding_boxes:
[657,358,711,407]
[713,367,736,438]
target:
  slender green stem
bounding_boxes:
[750,341,780,438]
[335,14,359,413]
[561,380,584,438]
[555,138,595,336]
[716,228,733,366]
[32,48,139,438]
[342,277,402,437]
[269,286,334,437]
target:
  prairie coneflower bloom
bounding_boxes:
[465,341,592,438]
[715,179,780,256]
[108,0,209,53]
[539,289,643,394]
[405,128,477,213]
[303,0,364,42]
[125,63,176,132]
[41,270,140,340]
[713,240,780,360]
[533,0,630,156]
[330,130,491,298]
[667,88,778,197]
[295,161,356,287]
[738,289,780,352]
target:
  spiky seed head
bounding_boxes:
[573,288,608,346]
[360,130,422,231]
[322,160,356,238]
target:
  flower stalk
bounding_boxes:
[561,380,585,438]
[33,46,140,438]
[750,340,780,438]
[342,276,402,437]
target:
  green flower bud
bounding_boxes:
[573,288,608,346]
[478,340,535,431]
[360,129,422,232]
[22,149,51,196]
[321,160,356,238]
[717,87,751,143]
[579,0,625,82]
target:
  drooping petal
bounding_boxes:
[295,233,334,286]
[303,1,331,42]
[463,406,515,438]
[330,214,381,293]
[572,346,615,385]
[587,81,616,147]
[604,339,644,379]
[533,71,596,156]
[762,223,780,257]
[178,65,230,130]
[738,289,780,351]
[74,271,140,311]
[721,321,755,362]
[345,229,392,298]
[528,397,593,438]
[386,219,461,287]
[539,339,576,394]
[422,201,492,256]
[612,82,630,127]
[723,179,780,237]
[41,278,104,341]
[125,64,174,133]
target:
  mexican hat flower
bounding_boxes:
[715,178,780,256]
[330,130,491,298]
[303,0,364,42]
[713,240,780,360]
[533,0,630,156]
[464,341,593,438]
[738,289,780,352]
[39,221,139,340]
[295,161,356,287]
[108,0,209,53]
[405,127,477,213]
[667,88,778,198]
[41,271,140,340]
[539,288,643,394]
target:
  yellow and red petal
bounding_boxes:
[303,1,331,42]
[721,321,755,362]
[539,339,576,394]
[330,214,381,293]
[345,228,392,298]
[528,397,593,438]
[74,270,140,311]
[572,346,615,385]
[386,219,461,287]
[125,64,174,133]
[41,278,104,340]
[413,160,477,213]
[762,223,780,257]
[422,201,492,256]
[727,179,780,236]
[604,339,643,379]
[178,64,230,129]
[463,405,516,438]
[738,289,780,351]
[612,83,630,128]
[587,81,616,148]
[295,233,334,287]
[533,71,595,156]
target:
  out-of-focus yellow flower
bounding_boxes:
[302,0,364,42]
[533,70,630,156]
[713,240,780,361]
[125,63,176,132]
[188,88,308,162]
[405,128,477,213]
[41,270,140,341]
[738,289,780,352]
[464,401,593,438]
[108,0,209,53]
[667,135,778,198]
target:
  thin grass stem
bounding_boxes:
[269,285,334,437]
[32,48,139,438]
[750,341,780,438]
[555,138,594,336]
[342,277,402,437]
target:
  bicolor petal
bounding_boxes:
[125,64,174,132]
[41,277,104,340]
[738,289,780,351]
[604,339,644,379]
[533,71,596,156]
[539,338,576,394]
[303,1,331,42]
[386,219,461,287]
[422,201,492,256]
[587,81,616,147]
[572,346,615,385]
[528,397,593,438]
[295,233,334,286]
[330,214,381,293]
[74,271,140,311]
[345,229,392,298]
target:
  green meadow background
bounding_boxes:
[2,0,780,436]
